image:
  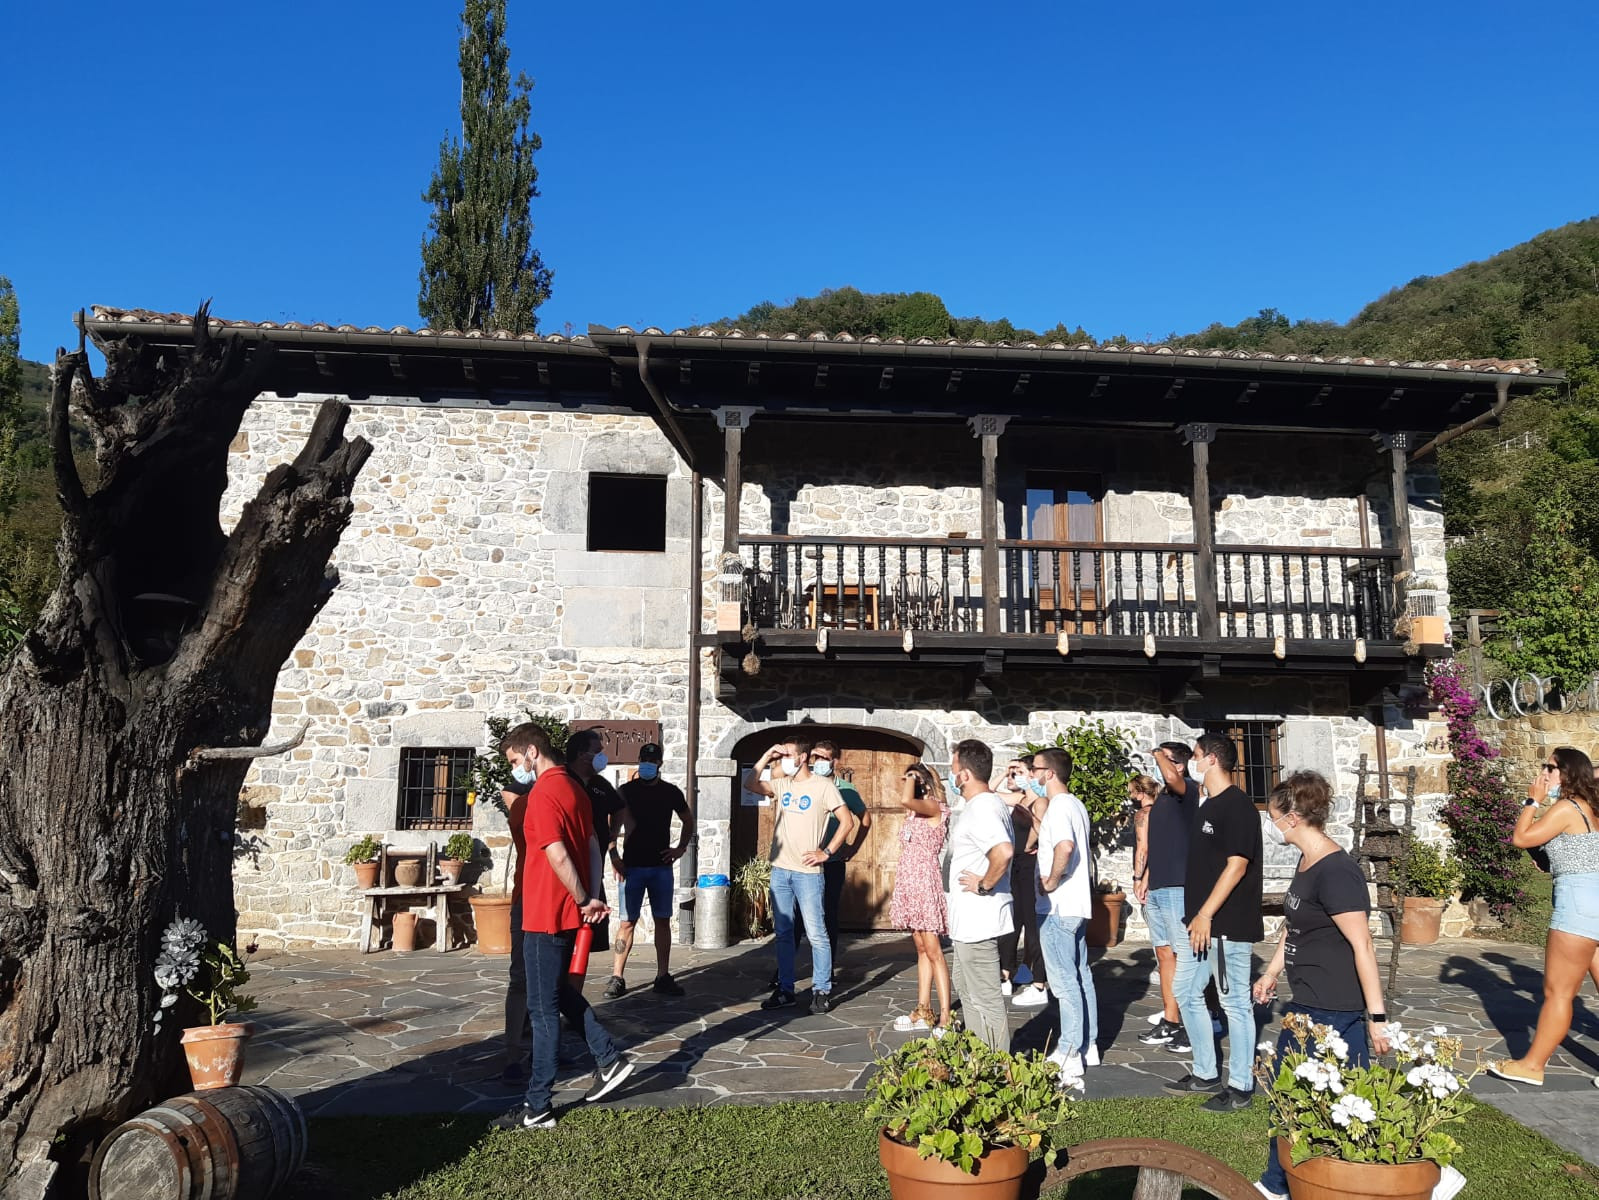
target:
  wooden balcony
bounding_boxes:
[723,535,1414,699]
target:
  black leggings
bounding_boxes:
[998,852,1046,985]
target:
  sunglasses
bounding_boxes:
[1544,763,1561,772]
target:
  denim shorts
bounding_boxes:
[1552,871,1599,941]
[622,865,676,923]
[1143,886,1186,949]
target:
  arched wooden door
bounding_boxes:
[730,727,923,930]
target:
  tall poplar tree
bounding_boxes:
[419,0,553,334]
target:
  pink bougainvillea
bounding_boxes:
[1427,659,1523,914]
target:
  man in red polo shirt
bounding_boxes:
[497,723,634,1129]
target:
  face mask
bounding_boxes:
[1265,815,1288,846]
[1188,758,1207,782]
[1549,783,1562,801]
[782,757,799,776]
[1028,779,1048,799]
[511,763,536,786]
[591,753,609,773]
[638,762,659,781]
[946,772,961,795]
[812,760,833,777]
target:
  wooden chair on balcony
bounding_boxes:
[809,583,880,630]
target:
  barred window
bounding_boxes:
[1223,721,1283,809]
[396,747,475,830]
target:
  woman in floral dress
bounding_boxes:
[891,762,952,1033]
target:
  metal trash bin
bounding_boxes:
[694,873,731,951]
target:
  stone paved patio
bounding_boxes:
[240,933,1599,1165]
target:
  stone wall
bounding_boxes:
[1483,708,1599,796]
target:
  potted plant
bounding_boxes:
[439,832,475,884]
[1027,719,1139,947]
[866,1029,1074,1200]
[153,918,258,1091]
[343,834,382,890]
[1397,840,1462,946]
[732,855,773,940]
[1256,1012,1473,1200]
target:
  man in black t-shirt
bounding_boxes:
[603,743,693,999]
[1163,732,1263,1112]
[1136,742,1200,1050]
[566,729,624,957]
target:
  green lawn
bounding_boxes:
[300,1096,1599,1200]
[1486,865,1556,947]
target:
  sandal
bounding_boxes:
[1488,1059,1544,1086]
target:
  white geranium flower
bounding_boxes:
[1330,1094,1377,1127]
[1258,1041,1276,1054]
[1323,1031,1350,1062]
[1430,1025,1448,1036]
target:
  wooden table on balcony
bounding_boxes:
[809,583,880,630]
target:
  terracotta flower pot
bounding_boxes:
[352,860,380,889]
[391,910,420,952]
[394,859,424,887]
[879,1132,1030,1200]
[180,1022,253,1091]
[438,858,464,885]
[1277,1139,1439,1200]
[1087,890,1125,948]
[469,892,515,955]
[1400,896,1445,946]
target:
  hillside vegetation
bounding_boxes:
[6,217,1598,665]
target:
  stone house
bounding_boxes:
[88,308,1557,948]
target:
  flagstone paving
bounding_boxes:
[240,934,1599,1164]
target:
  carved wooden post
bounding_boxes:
[1185,423,1219,640]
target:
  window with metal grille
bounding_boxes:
[1223,721,1283,808]
[396,747,475,830]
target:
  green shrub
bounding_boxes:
[443,833,476,861]
[1025,718,1141,864]
[1399,840,1463,900]
[343,834,382,865]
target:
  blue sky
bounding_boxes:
[4,1,1597,363]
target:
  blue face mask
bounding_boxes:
[945,772,960,795]
[1549,782,1562,801]
[1028,779,1048,798]
[638,762,659,781]
[511,763,536,786]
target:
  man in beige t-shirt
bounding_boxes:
[747,739,856,1012]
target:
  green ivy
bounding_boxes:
[1497,479,1599,691]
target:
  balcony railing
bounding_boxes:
[738,536,1401,642]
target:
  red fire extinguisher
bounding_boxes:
[568,922,594,984]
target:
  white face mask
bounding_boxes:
[591,752,609,773]
[781,757,799,776]
[511,761,537,785]
[812,760,833,777]
[1188,757,1207,782]
[1265,814,1288,846]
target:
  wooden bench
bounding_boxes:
[359,843,466,953]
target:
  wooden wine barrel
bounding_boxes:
[89,1085,307,1200]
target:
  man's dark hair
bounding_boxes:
[564,727,603,765]
[1195,731,1238,772]
[1033,746,1072,783]
[1157,741,1193,767]
[951,738,993,783]
[502,722,553,761]
[790,738,814,759]
[813,739,840,758]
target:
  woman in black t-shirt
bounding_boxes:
[1249,771,1392,1200]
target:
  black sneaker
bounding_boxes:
[761,988,796,1010]
[1138,1019,1182,1046]
[1166,1030,1194,1055]
[584,1053,636,1103]
[1163,1072,1223,1095]
[811,990,836,1014]
[652,973,685,997]
[492,1105,555,1130]
[1202,1086,1255,1113]
[602,975,627,1000]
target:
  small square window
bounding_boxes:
[396,747,475,830]
[587,474,668,552]
[1219,721,1284,808]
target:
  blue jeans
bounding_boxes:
[1175,932,1256,1090]
[523,930,619,1114]
[1143,886,1185,949]
[771,866,831,993]
[1260,1006,1370,1194]
[1038,911,1098,1058]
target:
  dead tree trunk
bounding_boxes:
[0,307,371,1198]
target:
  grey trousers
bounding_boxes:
[951,936,1010,1052]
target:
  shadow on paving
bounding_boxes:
[1438,949,1599,1072]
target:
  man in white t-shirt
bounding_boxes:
[944,738,1014,1051]
[1030,746,1099,1082]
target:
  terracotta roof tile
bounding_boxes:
[89,308,1548,375]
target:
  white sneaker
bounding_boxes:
[1432,1165,1466,1200]
[1146,1011,1165,1025]
[1253,1183,1287,1200]
[1084,1045,1101,1067]
[1012,984,1049,1008]
[1046,1049,1084,1086]
[892,1011,931,1032]
[1001,978,1013,997]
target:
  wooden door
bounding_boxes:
[730,727,923,931]
[1026,473,1103,633]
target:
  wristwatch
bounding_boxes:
[976,881,995,896]
[1525,796,1540,807]
[1368,1012,1387,1023]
